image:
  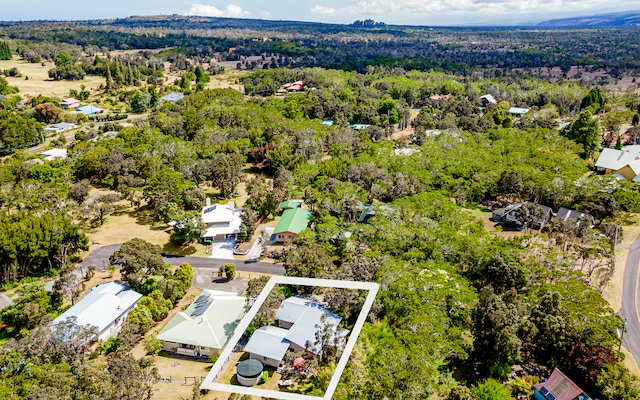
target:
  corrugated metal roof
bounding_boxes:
[244,326,290,361]
[157,290,246,349]
[284,305,341,354]
[534,368,590,400]
[273,208,312,235]
[53,282,141,337]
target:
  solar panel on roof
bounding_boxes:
[540,386,549,396]
[191,299,212,316]
[203,207,216,214]
[547,393,556,400]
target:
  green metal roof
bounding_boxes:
[274,208,312,235]
[278,200,301,210]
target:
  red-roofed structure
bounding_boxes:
[533,369,590,400]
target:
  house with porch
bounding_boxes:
[156,290,246,358]
[273,208,312,243]
[533,368,590,400]
[200,199,242,241]
[52,281,142,342]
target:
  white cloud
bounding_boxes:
[186,3,248,18]
[311,5,338,15]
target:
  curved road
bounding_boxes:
[621,234,640,366]
[80,243,285,276]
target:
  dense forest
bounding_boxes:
[1,16,640,400]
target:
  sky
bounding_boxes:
[2,1,640,26]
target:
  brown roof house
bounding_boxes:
[534,368,591,400]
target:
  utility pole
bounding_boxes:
[620,318,628,352]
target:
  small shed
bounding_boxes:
[237,359,264,387]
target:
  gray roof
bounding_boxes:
[556,207,595,225]
[284,305,342,354]
[244,326,290,361]
[275,296,315,324]
[53,281,141,336]
[237,359,263,378]
[276,296,344,354]
[51,122,77,130]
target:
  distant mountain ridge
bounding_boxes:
[536,10,640,27]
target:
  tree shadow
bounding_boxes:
[162,242,198,256]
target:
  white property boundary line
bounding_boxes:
[200,276,379,400]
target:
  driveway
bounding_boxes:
[209,239,235,260]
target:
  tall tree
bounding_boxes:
[560,110,602,159]
[109,238,166,291]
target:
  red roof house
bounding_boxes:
[533,369,590,400]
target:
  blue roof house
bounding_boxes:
[72,105,104,116]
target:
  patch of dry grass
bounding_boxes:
[0,56,105,98]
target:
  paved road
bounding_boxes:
[621,234,640,367]
[80,243,285,275]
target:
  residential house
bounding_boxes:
[16,98,32,108]
[278,200,302,211]
[156,290,246,358]
[276,297,344,354]
[429,93,453,101]
[490,202,553,230]
[44,122,77,134]
[244,326,291,367]
[358,205,376,223]
[480,94,497,106]
[595,147,640,181]
[161,92,184,103]
[52,281,142,342]
[349,124,371,130]
[244,297,348,367]
[508,107,530,117]
[72,105,103,116]
[41,148,68,161]
[533,368,590,400]
[556,207,595,227]
[60,97,80,109]
[273,208,312,242]
[200,199,242,241]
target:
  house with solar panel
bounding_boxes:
[244,296,348,367]
[534,369,591,400]
[156,289,246,358]
[200,199,242,241]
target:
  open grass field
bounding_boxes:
[0,56,105,98]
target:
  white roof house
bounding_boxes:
[508,107,530,116]
[243,326,291,366]
[157,290,246,357]
[480,94,497,105]
[201,201,242,240]
[52,281,142,342]
[595,147,640,181]
[44,122,77,134]
[41,148,68,161]
[275,297,345,354]
[161,92,185,103]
